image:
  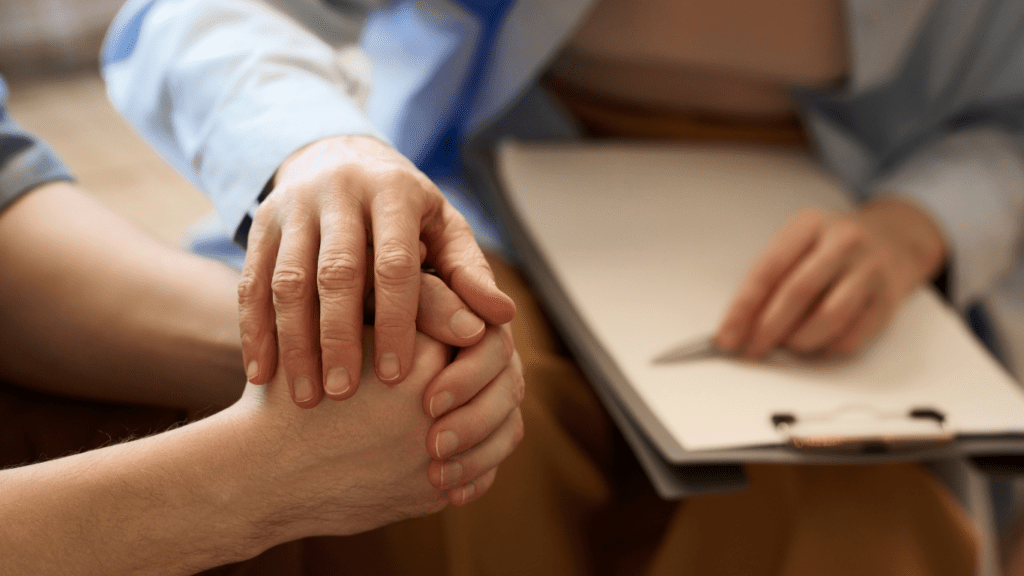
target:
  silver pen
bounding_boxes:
[651,334,733,364]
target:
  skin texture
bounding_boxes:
[240,134,516,407]
[0,328,455,576]
[715,198,949,357]
[0,178,524,558]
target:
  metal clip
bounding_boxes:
[772,406,954,454]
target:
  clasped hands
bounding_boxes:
[238,135,521,507]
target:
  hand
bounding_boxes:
[715,199,947,357]
[238,135,515,407]
[233,327,450,541]
[422,323,525,506]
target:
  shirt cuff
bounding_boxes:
[0,128,74,215]
[869,128,1024,309]
[199,71,385,240]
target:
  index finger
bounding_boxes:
[423,202,515,325]
[715,209,826,351]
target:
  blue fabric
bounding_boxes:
[419,0,514,178]
[0,74,74,214]
[102,0,159,66]
[415,0,515,252]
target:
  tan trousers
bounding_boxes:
[4,255,979,575]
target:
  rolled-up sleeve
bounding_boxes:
[101,0,382,240]
[0,77,74,214]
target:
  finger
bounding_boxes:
[785,262,878,353]
[424,202,516,325]
[417,274,487,347]
[743,220,866,358]
[427,352,524,460]
[238,206,282,385]
[429,406,524,490]
[317,198,368,400]
[272,211,324,408]
[370,188,424,384]
[826,296,887,354]
[716,209,826,351]
[447,467,498,507]
[423,324,514,419]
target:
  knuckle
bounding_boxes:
[237,274,266,307]
[833,222,866,250]
[252,198,281,228]
[375,245,421,287]
[239,327,265,355]
[279,341,310,367]
[320,330,362,356]
[317,253,363,295]
[271,267,312,305]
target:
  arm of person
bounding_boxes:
[0,181,246,411]
[0,328,458,576]
[102,0,515,407]
[0,179,523,502]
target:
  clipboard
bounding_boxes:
[489,141,1024,499]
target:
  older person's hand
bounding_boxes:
[238,135,516,407]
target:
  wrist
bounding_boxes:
[274,134,391,188]
[857,197,949,292]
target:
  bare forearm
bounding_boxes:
[0,182,244,410]
[0,409,268,575]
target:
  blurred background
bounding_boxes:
[1,0,213,245]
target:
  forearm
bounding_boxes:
[0,408,268,575]
[0,182,244,410]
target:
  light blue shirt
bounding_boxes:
[102,0,1024,312]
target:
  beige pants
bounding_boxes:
[3,255,979,575]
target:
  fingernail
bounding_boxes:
[325,367,350,396]
[429,391,455,418]
[461,483,476,503]
[378,352,400,382]
[246,360,259,382]
[435,430,459,459]
[440,461,462,487]
[293,377,315,402]
[450,309,485,339]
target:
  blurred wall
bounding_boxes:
[0,0,125,78]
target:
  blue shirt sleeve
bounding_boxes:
[0,76,74,214]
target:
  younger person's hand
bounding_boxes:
[715,199,947,357]
[232,327,450,541]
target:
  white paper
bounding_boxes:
[499,142,1024,456]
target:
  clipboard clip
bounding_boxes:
[772,406,955,454]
